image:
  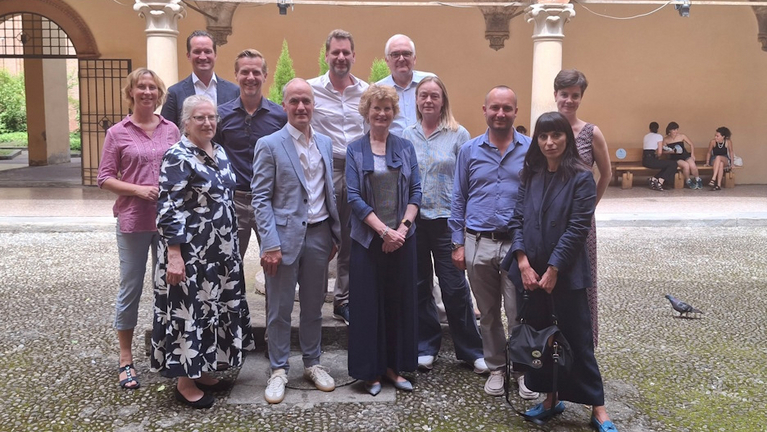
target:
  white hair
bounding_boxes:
[384,34,416,57]
[180,94,216,135]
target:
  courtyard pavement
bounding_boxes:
[0,161,765,431]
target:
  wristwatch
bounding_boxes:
[401,218,412,228]
[451,242,464,251]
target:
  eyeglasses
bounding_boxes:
[388,51,413,60]
[191,115,219,124]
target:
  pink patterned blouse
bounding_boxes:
[97,115,180,233]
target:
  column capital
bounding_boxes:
[525,3,575,40]
[134,0,186,36]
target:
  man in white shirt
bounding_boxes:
[161,30,240,127]
[307,29,369,325]
[252,78,341,404]
[377,34,435,136]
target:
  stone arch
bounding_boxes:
[0,0,99,58]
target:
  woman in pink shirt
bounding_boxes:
[97,68,179,390]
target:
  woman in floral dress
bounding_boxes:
[554,70,611,347]
[151,95,254,409]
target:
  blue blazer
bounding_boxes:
[502,169,596,292]
[160,74,240,128]
[251,126,342,266]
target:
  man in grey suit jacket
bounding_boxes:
[160,30,240,127]
[252,78,341,404]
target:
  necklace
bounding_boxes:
[716,141,724,149]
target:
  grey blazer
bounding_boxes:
[160,74,240,128]
[251,126,341,265]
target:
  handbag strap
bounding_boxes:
[519,290,559,326]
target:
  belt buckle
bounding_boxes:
[490,232,498,241]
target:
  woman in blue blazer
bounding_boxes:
[503,112,618,432]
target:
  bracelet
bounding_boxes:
[380,227,390,239]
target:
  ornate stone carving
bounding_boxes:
[525,3,575,41]
[134,0,186,36]
[192,1,239,46]
[753,4,767,52]
[478,6,524,51]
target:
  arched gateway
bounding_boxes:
[0,0,130,186]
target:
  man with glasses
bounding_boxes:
[215,49,286,259]
[161,30,240,128]
[377,34,435,137]
[307,29,368,326]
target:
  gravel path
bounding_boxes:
[0,227,764,431]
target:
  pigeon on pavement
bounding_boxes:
[665,294,703,317]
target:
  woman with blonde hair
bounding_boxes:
[403,77,485,374]
[347,84,421,395]
[97,68,179,389]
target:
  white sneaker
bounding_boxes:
[517,374,539,400]
[304,365,335,392]
[264,369,288,404]
[484,370,505,396]
[417,355,435,370]
[472,358,489,374]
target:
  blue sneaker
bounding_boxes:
[685,178,693,189]
[524,401,565,422]
[696,177,703,189]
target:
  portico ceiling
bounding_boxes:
[180,0,767,51]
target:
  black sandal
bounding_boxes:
[119,364,140,389]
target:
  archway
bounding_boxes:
[0,1,129,186]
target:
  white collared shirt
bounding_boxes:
[192,72,219,104]
[287,123,329,224]
[307,72,369,160]
[377,70,435,137]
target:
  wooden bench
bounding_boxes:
[610,147,737,189]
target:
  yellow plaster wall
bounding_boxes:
[53,1,767,183]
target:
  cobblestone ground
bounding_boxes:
[0,227,764,432]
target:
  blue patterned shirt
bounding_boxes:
[403,123,470,220]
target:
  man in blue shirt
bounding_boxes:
[377,34,435,137]
[449,86,538,400]
[215,49,287,258]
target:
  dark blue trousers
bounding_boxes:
[416,217,483,362]
[348,236,418,381]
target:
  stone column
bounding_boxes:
[134,0,186,87]
[525,1,575,128]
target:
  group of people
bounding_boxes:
[642,121,735,191]
[97,28,619,431]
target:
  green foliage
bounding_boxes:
[70,131,81,151]
[368,58,390,84]
[319,44,329,76]
[267,40,296,105]
[0,131,28,146]
[0,70,27,133]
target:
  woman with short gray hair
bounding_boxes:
[151,95,254,408]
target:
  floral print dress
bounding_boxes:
[151,137,254,378]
